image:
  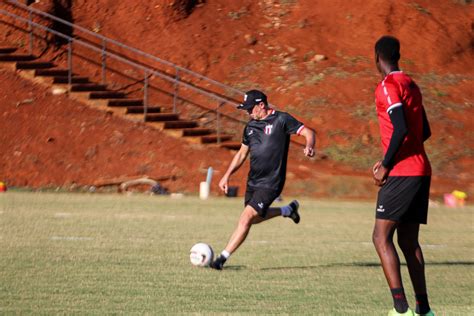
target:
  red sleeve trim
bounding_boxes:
[297,125,305,135]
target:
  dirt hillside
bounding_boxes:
[0,0,473,199]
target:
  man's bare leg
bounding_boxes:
[373,218,410,313]
[397,222,431,314]
[211,202,299,270]
[224,204,298,254]
[373,219,402,288]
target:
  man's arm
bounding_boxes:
[299,127,316,157]
[382,106,408,169]
[219,144,249,194]
[422,107,431,142]
[373,105,408,185]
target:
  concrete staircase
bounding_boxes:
[0,46,241,150]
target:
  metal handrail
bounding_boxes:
[0,9,244,113]
[1,2,308,147]
[5,0,245,97]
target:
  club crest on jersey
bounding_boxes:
[264,124,273,135]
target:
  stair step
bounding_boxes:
[220,141,241,150]
[16,61,55,69]
[201,134,233,144]
[0,54,36,62]
[70,84,108,92]
[35,69,70,76]
[53,76,89,84]
[126,106,161,114]
[145,113,180,122]
[0,47,17,54]
[89,91,126,99]
[163,121,198,129]
[182,128,215,137]
[108,99,143,107]
[0,47,244,151]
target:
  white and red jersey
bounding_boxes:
[375,71,431,176]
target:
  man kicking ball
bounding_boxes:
[211,89,316,270]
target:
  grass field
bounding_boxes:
[0,192,472,315]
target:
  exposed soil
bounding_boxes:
[0,0,473,200]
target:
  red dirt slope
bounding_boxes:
[0,67,363,197]
[0,0,473,199]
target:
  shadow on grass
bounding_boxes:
[222,265,246,271]
[260,261,474,271]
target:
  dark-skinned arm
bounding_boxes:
[381,106,408,169]
[422,107,431,142]
[373,106,408,185]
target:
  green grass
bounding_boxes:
[0,192,472,315]
[409,2,431,15]
[324,138,380,170]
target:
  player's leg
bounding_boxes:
[251,207,280,224]
[211,205,259,270]
[397,223,425,293]
[373,219,412,314]
[211,188,290,270]
[252,200,300,224]
[225,205,260,254]
[375,177,420,314]
[397,223,431,315]
[373,219,403,288]
[398,176,433,315]
[278,200,301,223]
[239,188,297,225]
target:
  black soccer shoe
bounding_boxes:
[210,255,227,270]
[288,200,300,224]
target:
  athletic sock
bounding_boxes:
[221,250,231,259]
[391,288,409,313]
[415,294,431,314]
[280,205,292,217]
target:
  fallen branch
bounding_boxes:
[119,178,158,192]
[93,175,176,187]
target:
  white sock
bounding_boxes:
[280,205,292,217]
[221,250,231,259]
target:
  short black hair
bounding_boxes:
[375,35,400,63]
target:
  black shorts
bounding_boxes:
[244,186,281,218]
[376,176,431,224]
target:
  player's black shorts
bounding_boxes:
[244,186,281,218]
[375,176,431,224]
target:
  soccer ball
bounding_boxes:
[189,243,214,267]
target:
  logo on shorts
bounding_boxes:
[264,124,273,135]
[376,205,385,212]
[258,202,264,209]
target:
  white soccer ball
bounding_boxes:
[189,243,214,267]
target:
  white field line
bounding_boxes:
[423,244,447,249]
[50,236,94,241]
[250,240,270,244]
[54,212,73,218]
[345,242,446,249]
[113,214,193,220]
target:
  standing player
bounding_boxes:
[211,89,315,270]
[372,36,434,316]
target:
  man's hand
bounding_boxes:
[219,175,229,194]
[372,160,389,186]
[304,146,315,157]
[300,127,316,158]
